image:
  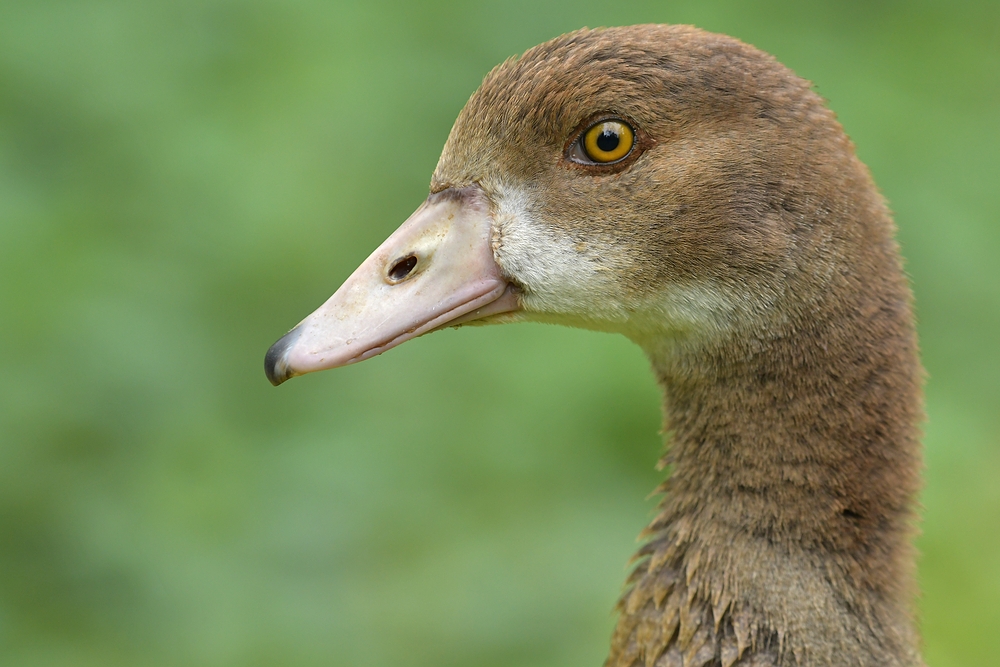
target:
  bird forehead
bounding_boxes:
[434,59,655,186]
[462,25,782,130]
[459,40,664,142]
[432,25,796,190]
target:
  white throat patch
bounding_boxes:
[488,185,761,344]
[490,186,631,331]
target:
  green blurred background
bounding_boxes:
[1,0,997,665]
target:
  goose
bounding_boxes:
[264,25,924,667]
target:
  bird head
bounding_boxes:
[266,25,866,385]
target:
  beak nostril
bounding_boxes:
[387,255,418,283]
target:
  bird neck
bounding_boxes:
[608,286,924,666]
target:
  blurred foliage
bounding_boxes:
[1,1,998,665]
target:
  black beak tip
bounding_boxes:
[264,327,301,386]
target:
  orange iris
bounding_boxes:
[583,121,634,163]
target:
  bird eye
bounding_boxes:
[577,120,635,164]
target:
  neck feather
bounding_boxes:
[607,259,924,667]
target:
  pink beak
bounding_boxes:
[265,186,520,386]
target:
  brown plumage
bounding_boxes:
[266,25,924,667]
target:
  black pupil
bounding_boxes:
[596,129,620,152]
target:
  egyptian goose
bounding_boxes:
[265,25,924,667]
